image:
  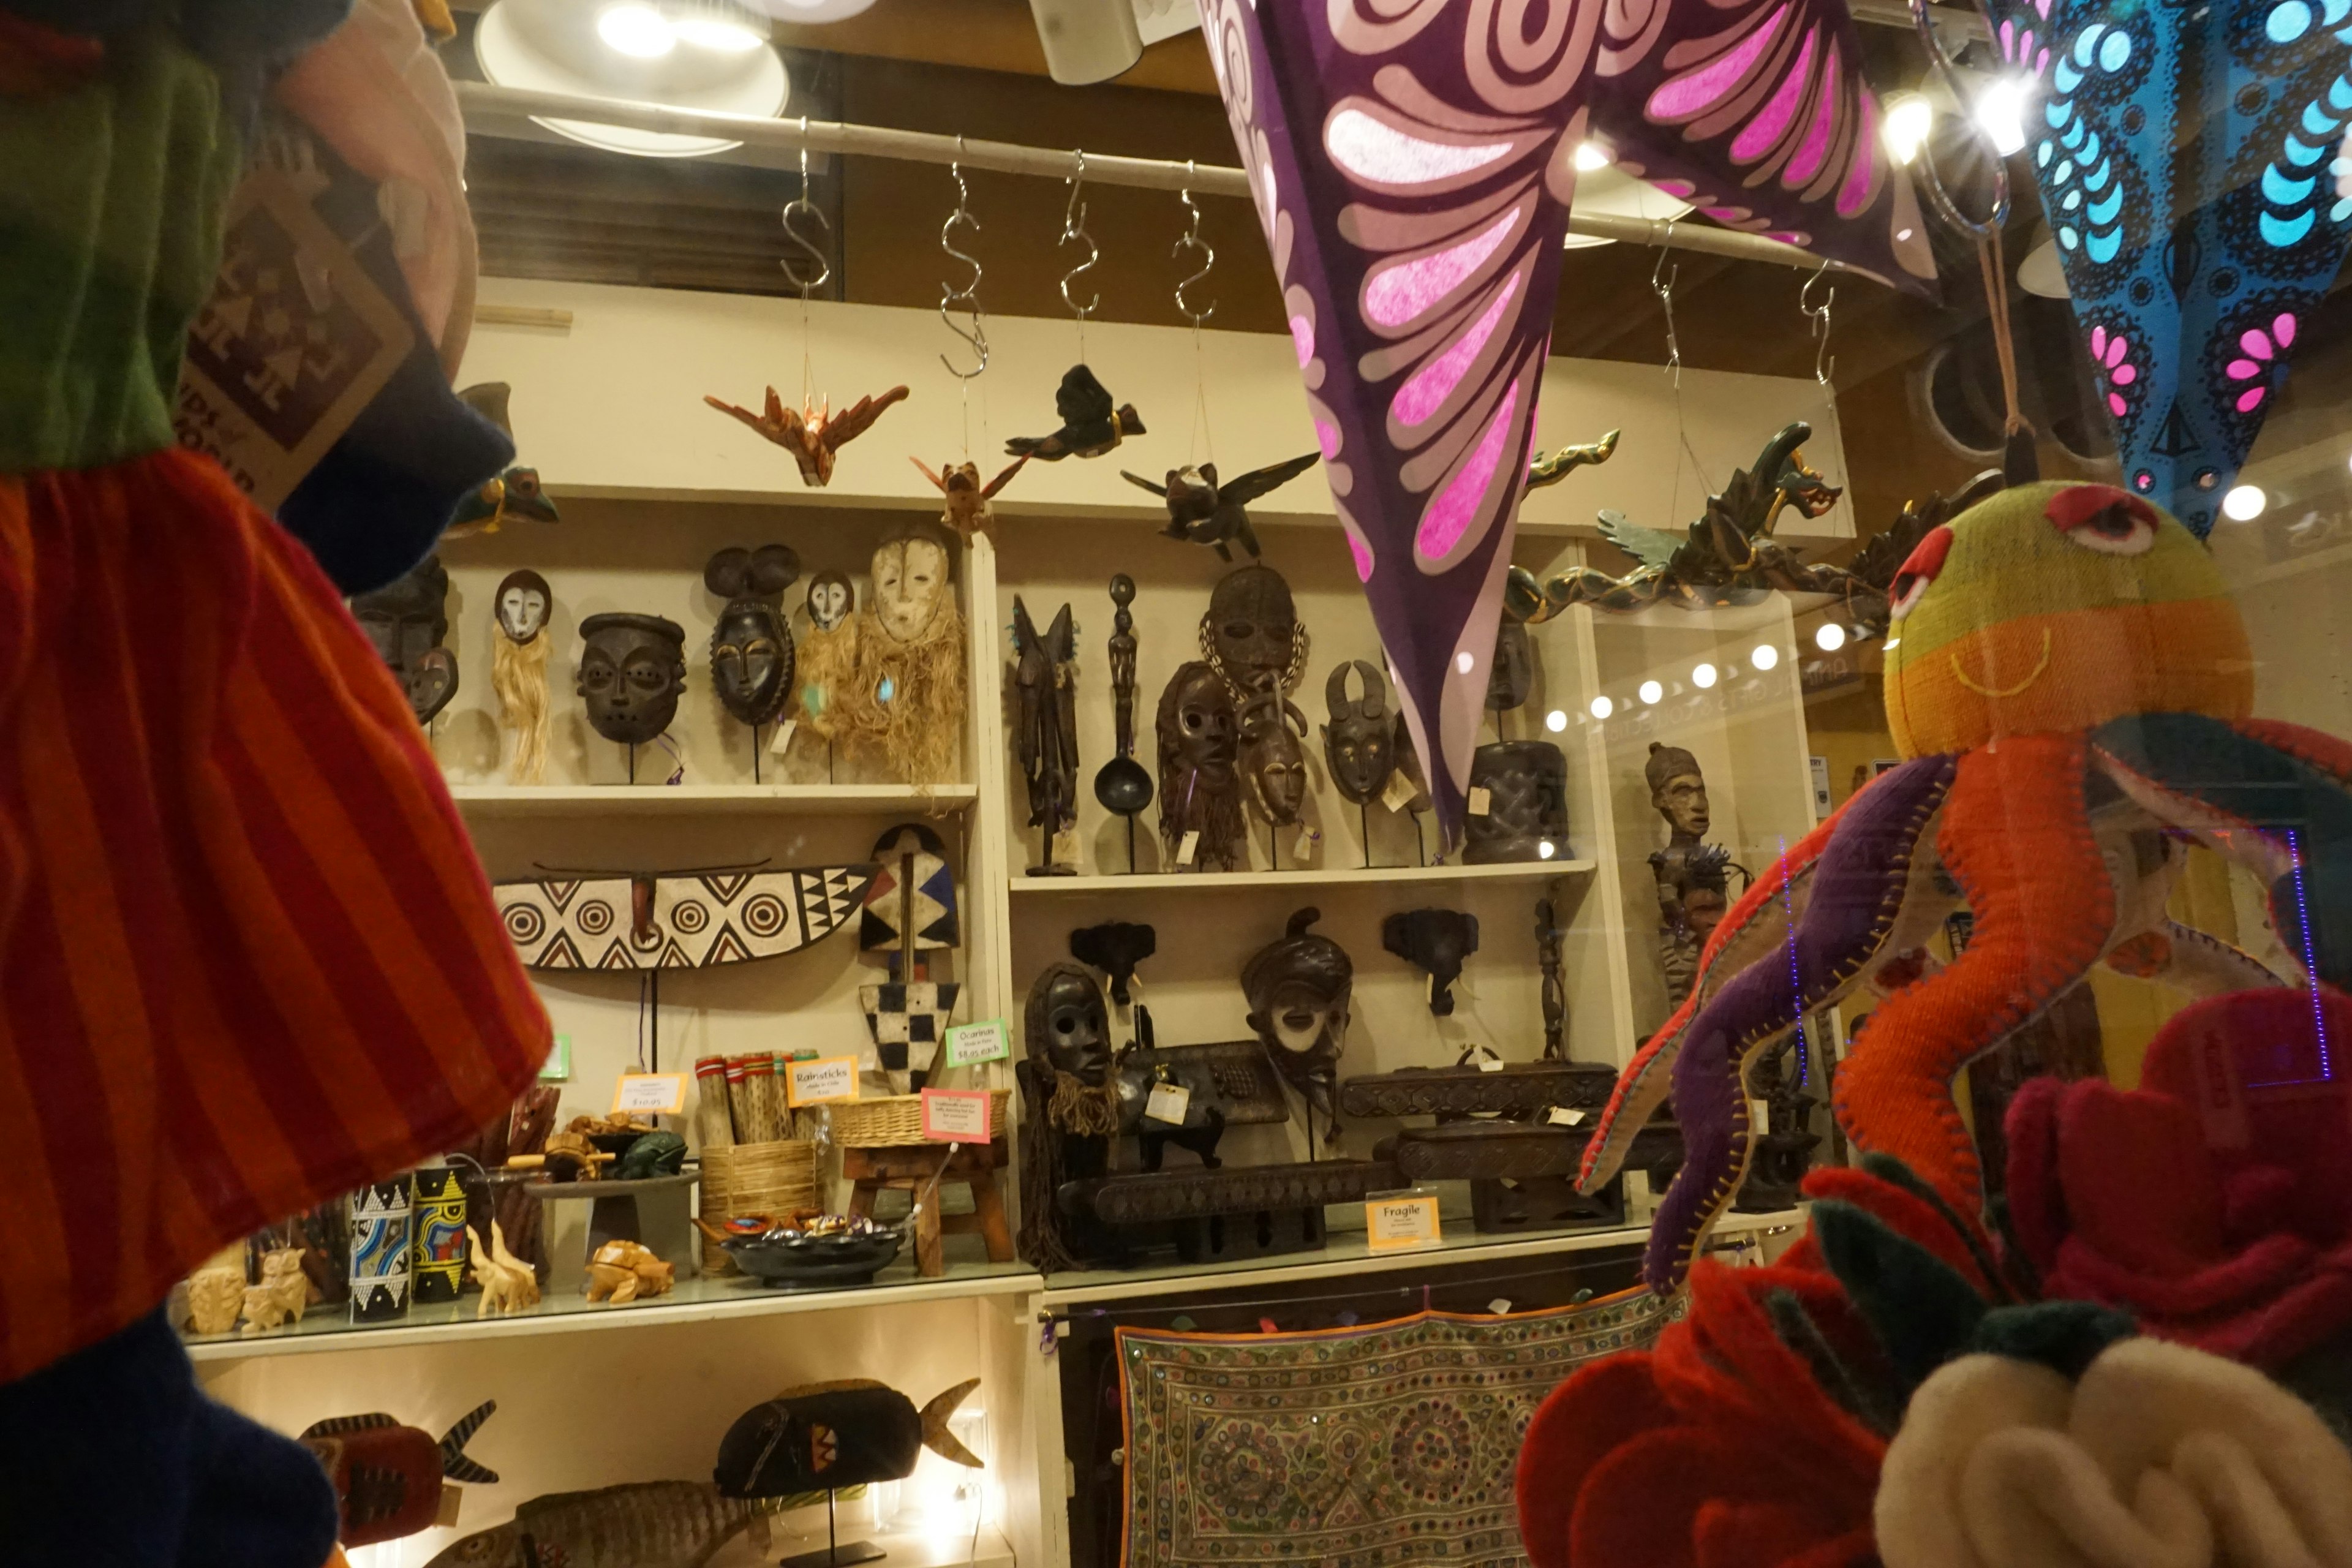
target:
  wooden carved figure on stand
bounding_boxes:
[1014,961,1121,1273]
[705,545,801,782]
[797,568,859,780]
[1155,662,1244,873]
[1011,597,1079,875]
[1645,743,1746,1008]
[853,528,966,786]
[1322,660,1398,865]
[911,454,1026,543]
[491,568,552,784]
[1537,896,1568,1061]
[1241,909,1352,1149]
[1091,575,1154,872]
[577,612,687,782]
[349,554,459,725]
[469,1221,540,1317]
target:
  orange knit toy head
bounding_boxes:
[1882,481,2253,757]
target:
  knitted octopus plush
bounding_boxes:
[1580,480,2352,1291]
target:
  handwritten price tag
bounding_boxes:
[785,1055,861,1107]
[611,1072,685,1115]
[1365,1194,1442,1251]
[1144,1081,1191,1125]
[920,1088,992,1142]
[944,1018,1010,1068]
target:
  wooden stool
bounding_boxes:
[842,1140,1013,1278]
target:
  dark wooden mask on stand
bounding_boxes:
[577,612,687,744]
[1155,660,1244,871]
[1382,908,1480,1017]
[1200,563,1307,695]
[704,545,801,728]
[349,553,459,724]
[1025,960,1112,1085]
[1238,688,1311,827]
[1241,907,1352,1126]
[1321,660,1397,806]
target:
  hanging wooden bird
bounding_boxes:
[706,384,911,486]
[443,383,559,540]
[910,454,1027,542]
[1121,452,1321,562]
[1006,364,1144,461]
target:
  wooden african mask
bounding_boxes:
[853,529,967,785]
[349,554,458,725]
[1237,688,1311,828]
[1199,563,1308,695]
[1487,612,1534,712]
[1321,660,1398,807]
[870,531,952,646]
[1155,660,1244,872]
[703,545,801,728]
[491,569,552,785]
[1241,907,1352,1127]
[576,612,687,745]
[796,570,859,745]
[1025,960,1112,1084]
[1012,597,1079,873]
[807,570,854,634]
[1382,908,1479,1017]
[1463,741,1569,864]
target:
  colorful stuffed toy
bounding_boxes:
[1577,480,2352,1293]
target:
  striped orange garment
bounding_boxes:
[0,448,549,1382]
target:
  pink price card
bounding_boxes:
[919,1087,992,1143]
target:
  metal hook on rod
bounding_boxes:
[1650,222,1681,388]
[779,117,833,296]
[1800,260,1836,385]
[1904,0,2010,239]
[1057,149,1100,322]
[938,138,989,379]
[1172,161,1216,328]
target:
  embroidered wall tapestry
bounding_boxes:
[1117,1290,1676,1568]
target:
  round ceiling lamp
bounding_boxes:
[475,0,790,159]
[734,0,880,20]
[1561,148,1695,249]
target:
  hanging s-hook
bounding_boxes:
[1172,165,1216,328]
[938,141,988,380]
[1905,0,2010,239]
[1058,150,1101,323]
[779,119,833,297]
[1650,224,1681,390]
[1800,261,1836,385]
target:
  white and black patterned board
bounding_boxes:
[861,980,960,1072]
[496,864,880,971]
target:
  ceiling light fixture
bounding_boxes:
[1638,679,1663,705]
[2222,484,2268,521]
[597,2,676,56]
[1815,623,1847,652]
[1975,75,2030,157]
[1589,695,1614,720]
[1751,643,1780,671]
[1692,662,1719,690]
[1882,93,1933,165]
[477,0,790,158]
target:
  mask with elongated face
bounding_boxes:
[1202,564,1305,693]
[870,533,952,646]
[1156,660,1245,871]
[1238,690,1310,827]
[1322,659,1397,806]
[349,554,458,724]
[1241,908,1352,1120]
[577,612,687,744]
[704,544,800,728]
[1025,960,1111,1084]
[807,570,854,633]
[494,569,550,646]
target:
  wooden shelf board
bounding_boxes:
[1008,858,1595,894]
[447,783,978,817]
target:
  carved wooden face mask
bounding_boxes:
[494,569,551,645]
[871,533,952,646]
[1322,660,1397,806]
[577,612,687,744]
[1161,662,1237,790]
[1242,908,1352,1101]
[704,545,801,728]
[349,554,458,724]
[1025,961,1111,1084]
[806,570,854,633]
[1382,908,1480,1017]
[1238,690,1310,826]
[1202,564,1305,693]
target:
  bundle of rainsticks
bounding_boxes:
[1515,483,2352,1568]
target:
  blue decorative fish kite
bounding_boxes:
[1993,0,2352,535]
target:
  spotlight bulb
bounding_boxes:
[1638,679,1663,705]
[1692,662,1719,690]
[1751,643,1781,670]
[1589,695,1614,720]
[597,3,676,57]
[1976,76,2030,157]
[2222,484,2268,521]
[1815,622,1847,652]
[1883,94,1934,165]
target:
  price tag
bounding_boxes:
[1178,829,1201,866]
[1052,827,1080,867]
[540,1035,571,1082]
[785,1055,861,1107]
[1365,1194,1442,1251]
[1476,1055,1504,1073]
[1749,1097,1770,1131]
[944,1017,1011,1067]
[771,718,797,755]
[1381,769,1421,814]
[920,1087,992,1142]
[1467,785,1493,817]
[611,1072,685,1115]
[1294,826,1320,861]
[1547,1106,1586,1126]
[1144,1081,1192,1125]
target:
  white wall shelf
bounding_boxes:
[448,782,979,818]
[1006,859,1596,895]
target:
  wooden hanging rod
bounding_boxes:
[452,81,1862,276]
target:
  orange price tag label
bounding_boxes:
[785,1055,861,1107]
[1365,1194,1442,1251]
[919,1088,992,1142]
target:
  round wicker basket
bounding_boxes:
[828,1090,1012,1148]
[698,1139,818,1272]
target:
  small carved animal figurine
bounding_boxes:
[910,454,1027,541]
[1006,363,1144,461]
[238,1247,310,1333]
[586,1240,674,1304]
[183,1248,246,1337]
[1121,452,1320,562]
[705,384,911,486]
[469,1221,540,1319]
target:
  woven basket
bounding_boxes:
[829,1090,1012,1148]
[698,1139,818,1272]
